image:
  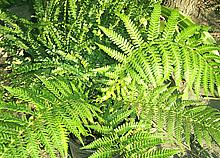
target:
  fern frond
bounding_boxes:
[131,149,180,158]
[149,48,163,84]
[216,74,220,96]
[194,55,203,97]
[3,86,44,109]
[160,43,173,80]
[197,45,220,54]
[147,4,161,41]
[12,60,58,74]
[202,63,209,96]
[170,43,182,88]
[88,147,114,158]
[38,130,57,158]
[26,129,40,158]
[129,49,157,86]
[124,133,165,155]
[86,124,113,134]
[114,122,144,136]
[96,43,126,62]
[67,0,77,20]
[109,109,134,127]
[36,76,61,99]
[162,9,179,40]
[175,25,201,43]
[186,106,220,146]
[99,26,134,54]
[0,101,33,115]
[117,13,144,47]
[82,135,119,150]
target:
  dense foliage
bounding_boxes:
[0,0,220,158]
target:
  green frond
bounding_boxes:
[117,13,144,47]
[162,9,179,40]
[147,4,161,41]
[114,122,144,136]
[97,8,220,98]
[0,101,33,115]
[160,43,173,80]
[26,129,40,158]
[166,109,176,138]
[83,122,178,157]
[86,124,113,134]
[99,26,134,54]
[209,67,215,96]
[196,45,220,54]
[88,147,114,158]
[124,134,165,155]
[96,43,127,62]
[202,63,209,96]
[149,48,164,84]
[109,109,134,127]
[194,55,203,97]
[1,72,102,156]
[131,149,180,158]
[34,0,45,18]
[129,49,157,86]
[67,0,77,20]
[43,113,69,158]
[133,85,220,150]
[182,47,191,84]
[175,113,183,145]
[186,106,220,147]
[170,43,182,89]
[46,25,63,49]
[82,135,119,150]
[1,2,219,158]
[159,86,177,103]
[216,74,220,96]
[38,130,57,158]
[13,60,58,74]
[3,86,44,109]
[175,25,201,43]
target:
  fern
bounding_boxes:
[0,75,100,157]
[96,5,220,99]
[126,85,220,150]
[1,1,220,158]
[82,102,181,157]
[83,121,179,157]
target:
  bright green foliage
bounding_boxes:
[83,106,180,158]
[0,76,100,158]
[0,1,220,158]
[133,85,220,148]
[0,0,154,61]
[97,4,220,99]
[85,85,220,156]
[0,0,156,88]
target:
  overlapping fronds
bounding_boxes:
[83,121,179,158]
[0,1,220,158]
[97,4,220,99]
[122,85,220,150]
[0,75,100,157]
